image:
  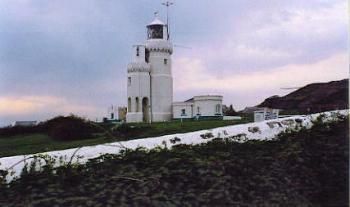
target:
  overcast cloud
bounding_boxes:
[0,0,348,126]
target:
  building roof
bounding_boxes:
[177,95,223,103]
[193,95,223,101]
[147,17,165,26]
[184,98,194,102]
[173,102,193,106]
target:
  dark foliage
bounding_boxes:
[112,123,152,140]
[0,118,348,206]
[223,104,239,116]
[0,125,42,137]
[47,116,102,141]
[0,115,102,141]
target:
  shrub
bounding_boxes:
[47,115,100,141]
[115,123,132,134]
[0,125,45,137]
[0,115,101,140]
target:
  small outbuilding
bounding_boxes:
[173,95,223,120]
[254,108,280,122]
[11,121,37,127]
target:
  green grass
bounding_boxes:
[0,119,248,157]
[121,119,248,139]
[0,133,112,158]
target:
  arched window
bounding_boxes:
[142,97,149,122]
[128,97,132,112]
[135,97,139,112]
[215,104,221,114]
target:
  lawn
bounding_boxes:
[0,133,112,158]
[0,119,249,157]
[119,119,249,140]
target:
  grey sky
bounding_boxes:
[0,0,348,126]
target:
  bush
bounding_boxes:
[115,123,132,134]
[47,115,101,141]
[0,125,46,137]
[111,123,152,140]
[0,115,101,140]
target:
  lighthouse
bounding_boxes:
[126,14,173,123]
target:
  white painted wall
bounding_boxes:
[126,45,151,123]
[1,110,348,183]
[193,96,223,117]
[223,116,242,120]
[173,95,223,119]
[127,17,174,123]
[254,108,280,122]
[173,103,193,119]
[146,35,173,122]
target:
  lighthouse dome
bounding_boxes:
[146,16,167,40]
[147,17,165,26]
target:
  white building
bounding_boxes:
[173,95,223,120]
[107,105,118,120]
[254,108,280,122]
[126,14,224,123]
[126,15,173,123]
[12,121,37,127]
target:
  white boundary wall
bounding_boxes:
[0,110,348,183]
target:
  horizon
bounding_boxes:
[1,77,346,127]
[0,0,348,126]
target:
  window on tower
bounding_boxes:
[145,49,150,63]
[128,98,131,112]
[164,59,167,65]
[128,77,131,86]
[147,25,163,39]
[136,47,140,57]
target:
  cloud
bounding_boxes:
[181,0,348,75]
[0,0,348,125]
[174,52,348,92]
[173,52,348,109]
[0,96,98,116]
[0,95,103,126]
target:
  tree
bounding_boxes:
[224,104,238,116]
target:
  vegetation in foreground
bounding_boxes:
[0,116,348,206]
[0,115,247,157]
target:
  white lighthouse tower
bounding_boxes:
[126,13,173,123]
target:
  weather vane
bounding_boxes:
[154,11,159,17]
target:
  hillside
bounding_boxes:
[258,79,348,113]
[0,116,348,206]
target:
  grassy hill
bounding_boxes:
[258,79,348,113]
[0,116,347,206]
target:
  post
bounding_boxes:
[162,1,173,40]
[149,72,153,124]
